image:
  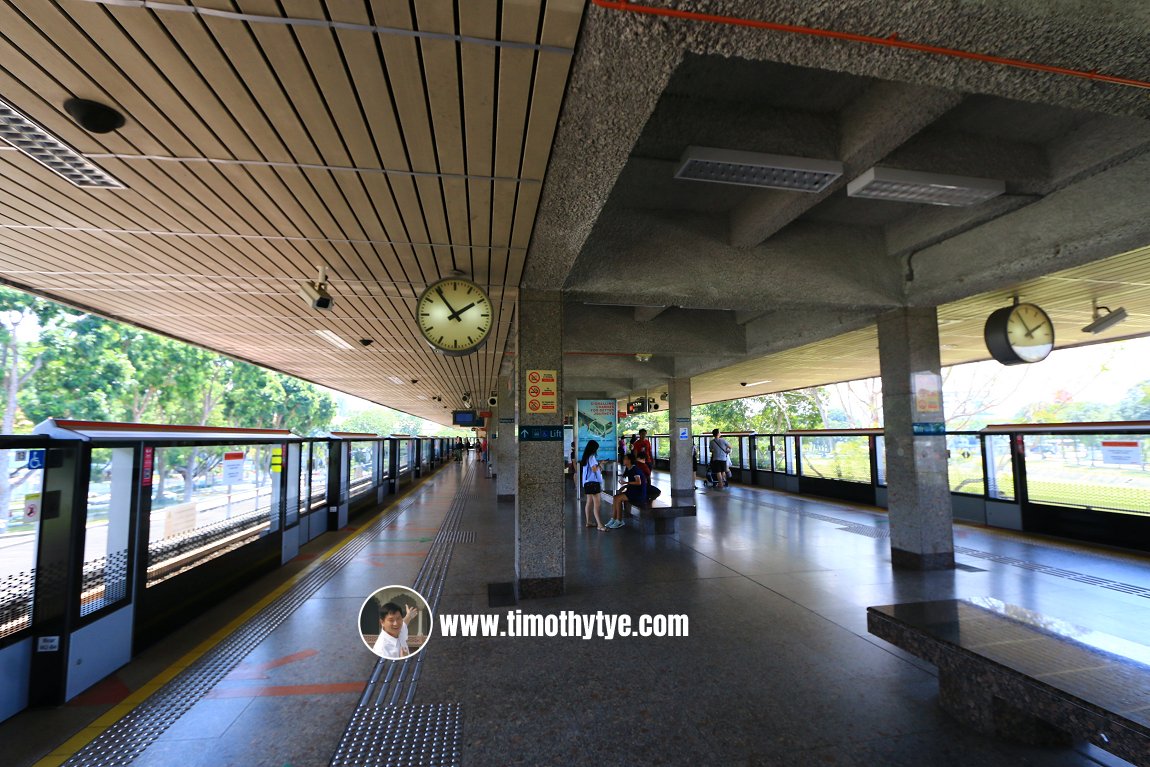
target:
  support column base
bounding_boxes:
[891,547,955,571]
[518,576,564,599]
[497,493,516,501]
[671,488,695,498]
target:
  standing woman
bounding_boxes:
[580,440,607,531]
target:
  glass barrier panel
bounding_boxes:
[754,438,772,471]
[798,435,871,484]
[1024,434,1149,515]
[349,441,374,497]
[876,436,887,486]
[785,436,797,475]
[770,437,784,474]
[146,444,276,588]
[380,441,390,480]
[0,448,44,640]
[947,435,984,495]
[298,443,310,519]
[309,441,329,511]
[81,447,133,617]
[399,440,410,472]
[729,438,743,470]
[985,434,1015,501]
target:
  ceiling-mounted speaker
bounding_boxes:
[63,98,126,134]
[488,396,498,407]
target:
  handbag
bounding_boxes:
[646,483,662,500]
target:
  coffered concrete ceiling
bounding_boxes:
[541,1,1150,407]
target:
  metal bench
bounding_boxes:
[868,597,1150,765]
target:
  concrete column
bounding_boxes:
[516,290,564,598]
[877,307,955,571]
[496,375,517,500]
[486,404,498,478]
[667,377,695,499]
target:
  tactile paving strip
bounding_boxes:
[329,703,463,767]
[327,464,475,766]
[61,495,420,766]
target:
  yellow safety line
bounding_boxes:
[34,464,448,767]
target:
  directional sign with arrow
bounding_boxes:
[518,425,563,441]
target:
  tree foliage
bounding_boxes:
[1117,380,1150,421]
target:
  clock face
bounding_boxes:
[984,303,1054,365]
[416,278,493,356]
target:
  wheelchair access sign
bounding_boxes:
[26,450,45,470]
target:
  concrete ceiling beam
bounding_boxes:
[564,303,745,356]
[906,152,1150,306]
[728,82,965,247]
[633,305,669,322]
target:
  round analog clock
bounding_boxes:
[984,302,1054,365]
[416,277,493,356]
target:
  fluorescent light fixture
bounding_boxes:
[1082,305,1128,334]
[313,329,353,350]
[386,376,407,386]
[0,97,124,188]
[675,146,842,192]
[740,380,773,388]
[847,167,1004,206]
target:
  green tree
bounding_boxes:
[1117,380,1150,421]
[24,315,134,423]
[1,288,76,529]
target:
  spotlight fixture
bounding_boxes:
[635,353,653,363]
[847,167,1004,207]
[1082,304,1128,334]
[0,96,123,188]
[299,266,334,310]
[675,146,843,193]
[358,338,374,347]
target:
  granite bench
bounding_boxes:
[867,597,1150,765]
[601,490,695,534]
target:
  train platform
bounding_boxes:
[5,454,1149,767]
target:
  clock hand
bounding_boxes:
[1016,317,1037,338]
[447,301,477,322]
[435,287,459,318]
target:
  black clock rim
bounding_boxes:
[983,303,1054,366]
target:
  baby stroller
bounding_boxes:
[700,466,721,489]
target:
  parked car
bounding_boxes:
[1028,444,1057,456]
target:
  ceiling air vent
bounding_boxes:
[847,167,1003,207]
[0,97,123,189]
[674,146,843,193]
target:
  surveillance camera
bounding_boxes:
[358,338,374,347]
[299,280,334,310]
[411,379,419,384]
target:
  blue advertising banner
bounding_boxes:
[576,399,618,462]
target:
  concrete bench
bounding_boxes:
[601,489,696,534]
[867,597,1150,765]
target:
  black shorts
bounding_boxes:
[709,460,727,475]
[583,482,602,494]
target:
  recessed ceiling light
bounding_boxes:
[847,167,1004,207]
[740,380,773,387]
[313,329,353,350]
[387,376,406,386]
[675,146,843,193]
[0,97,123,188]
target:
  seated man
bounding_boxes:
[371,601,419,659]
[608,454,648,529]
